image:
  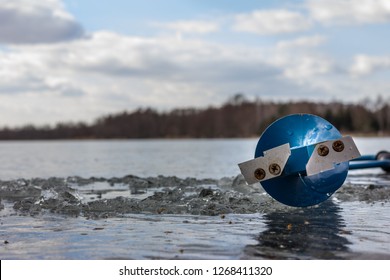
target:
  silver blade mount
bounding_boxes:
[238,143,291,184]
[306,136,361,176]
[238,136,361,185]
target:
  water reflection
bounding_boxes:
[244,201,351,259]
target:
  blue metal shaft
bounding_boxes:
[349,153,390,171]
[350,155,376,161]
[349,160,390,170]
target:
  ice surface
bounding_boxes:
[1,173,389,218]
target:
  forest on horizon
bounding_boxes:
[0,94,389,140]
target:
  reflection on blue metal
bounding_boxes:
[239,114,389,207]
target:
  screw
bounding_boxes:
[317,144,329,156]
[254,168,266,180]
[332,140,344,152]
[269,163,281,175]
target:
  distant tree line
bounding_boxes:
[0,94,389,140]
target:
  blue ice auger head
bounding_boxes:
[238,114,361,207]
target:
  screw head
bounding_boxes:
[317,144,329,156]
[269,163,281,175]
[254,168,266,180]
[332,140,344,152]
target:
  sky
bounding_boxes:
[0,0,390,127]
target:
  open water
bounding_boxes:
[0,138,389,259]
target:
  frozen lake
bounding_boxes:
[0,137,388,180]
[0,138,389,259]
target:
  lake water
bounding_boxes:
[0,137,389,259]
[0,137,388,180]
[0,138,257,180]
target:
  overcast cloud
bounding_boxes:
[0,0,83,44]
[0,0,389,126]
[307,0,390,25]
[233,9,312,35]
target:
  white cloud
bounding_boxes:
[1,30,332,126]
[350,54,390,76]
[1,28,385,127]
[0,0,83,44]
[276,35,326,50]
[270,35,332,80]
[155,20,219,34]
[0,0,389,128]
[270,49,334,81]
[307,0,390,25]
[233,9,311,35]
[284,55,333,80]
